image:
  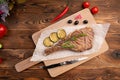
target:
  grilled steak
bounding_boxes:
[44,27,94,55]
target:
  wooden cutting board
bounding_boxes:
[15,9,109,77]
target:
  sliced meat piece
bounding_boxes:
[44,27,94,55]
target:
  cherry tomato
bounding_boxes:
[0,58,3,64]
[82,2,90,8]
[91,7,99,14]
[0,24,7,38]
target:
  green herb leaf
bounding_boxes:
[77,33,87,37]
[61,33,87,48]
[61,41,74,48]
[70,33,87,41]
[71,36,77,41]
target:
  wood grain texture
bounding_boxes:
[0,0,120,80]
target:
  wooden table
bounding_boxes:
[0,0,120,80]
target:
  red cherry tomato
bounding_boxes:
[0,24,7,38]
[0,58,3,64]
[82,2,90,8]
[91,7,99,14]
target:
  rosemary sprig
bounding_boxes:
[61,33,87,48]
[61,41,74,48]
[77,33,87,37]
[70,33,87,41]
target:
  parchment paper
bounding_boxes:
[31,24,110,61]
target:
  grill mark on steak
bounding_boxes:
[44,27,94,55]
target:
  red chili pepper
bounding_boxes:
[51,6,69,23]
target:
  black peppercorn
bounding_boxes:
[83,20,88,24]
[67,20,72,24]
[74,20,79,25]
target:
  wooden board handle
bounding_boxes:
[15,57,40,72]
